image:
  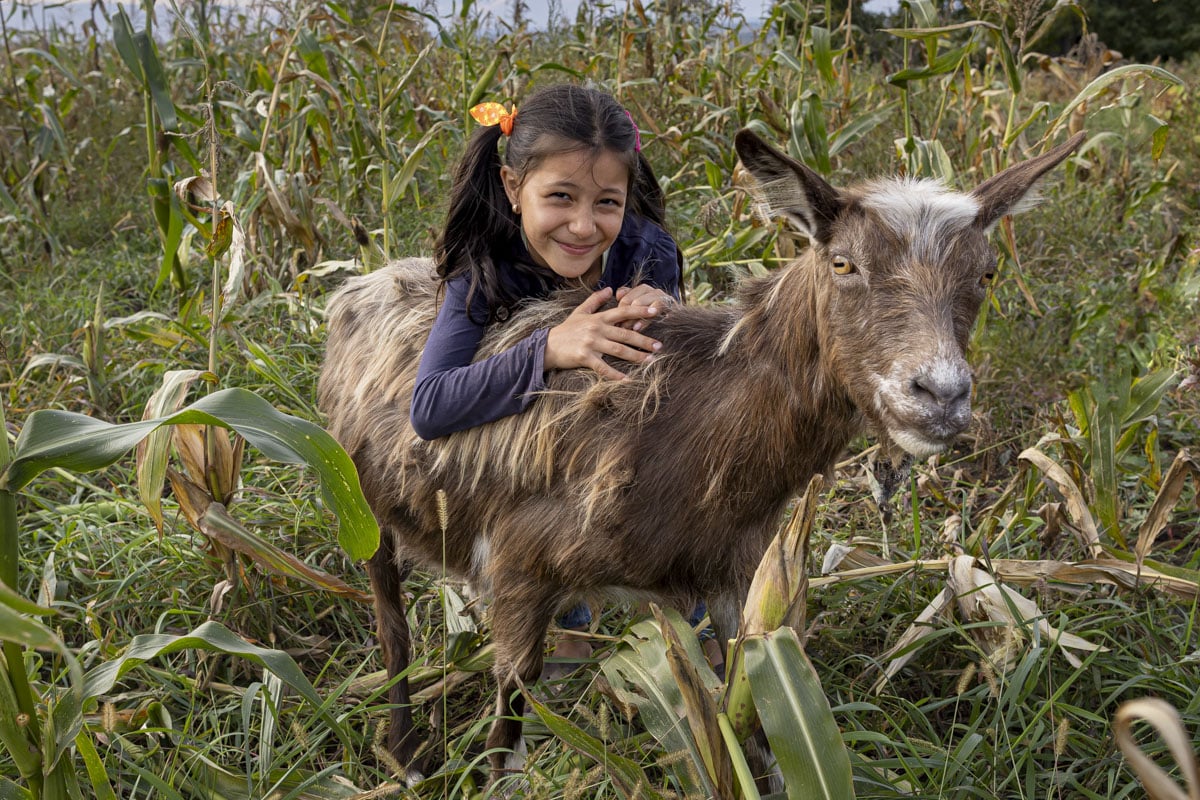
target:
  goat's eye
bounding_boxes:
[832,256,856,275]
[980,271,995,286]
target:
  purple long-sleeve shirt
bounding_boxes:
[410,214,682,440]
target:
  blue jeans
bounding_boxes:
[557,601,712,638]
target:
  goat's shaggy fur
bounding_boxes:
[318,129,1084,785]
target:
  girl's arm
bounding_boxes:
[412,279,665,440]
[410,278,549,440]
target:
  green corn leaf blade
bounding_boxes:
[988,28,1021,94]
[811,26,836,89]
[11,48,85,90]
[0,579,54,617]
[2,388,378,562]
[52,620,345,770]
[134,30,178,132]
[601,613,721,796]
[829,107,893,157]
[111,7,145,84]
[0,775,34,799]
[0,606,85,775]
[887,41,974,87]
[385,121,449,210]
[1051,64,1184,136]
[74,731,118,800]
[524,692,666,800]
[771,49,805,77]
[1125,368,1179,430]
[802,93,831,175]
[0,601,72,654]
[745,629,855,799]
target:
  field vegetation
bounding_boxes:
[1,0,1198,797]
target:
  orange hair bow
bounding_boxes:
[469,102,517,136]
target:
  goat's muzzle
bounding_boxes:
[876,356,973,458]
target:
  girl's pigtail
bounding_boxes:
[630,152,666,229]
[435,123,518,322]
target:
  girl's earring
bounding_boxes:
[512,204,520,214]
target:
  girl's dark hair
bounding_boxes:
[434,84,666,322]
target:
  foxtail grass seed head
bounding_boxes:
[101,702,118,733]
[372,721,404,777]
[956,662,978,695]
[1055,716,1071,756]
[981,656,1000,697]
[657,748,691,768]
[563,768,585,800]
[598,702,611,742]
[436,488,449,532]
[290,719,310,750]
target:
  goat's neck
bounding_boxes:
[730,259,845,418]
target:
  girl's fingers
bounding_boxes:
[586,357,628,381]
[573,287,615,315]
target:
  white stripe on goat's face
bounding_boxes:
[859,179,981,264]
[824,179,991,457]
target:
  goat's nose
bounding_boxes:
[909,367,972,412]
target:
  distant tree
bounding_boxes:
[1080,0,1200,61]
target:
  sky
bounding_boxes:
[8,0,898,34]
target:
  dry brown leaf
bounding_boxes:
[1135,449,1199,567]
[1019,445,1103,558]
[1114,697,1200,800]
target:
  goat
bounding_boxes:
[317,128,1084,785]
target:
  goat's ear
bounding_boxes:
[971,131,1086,232]
[735,129,842,244]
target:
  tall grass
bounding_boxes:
[1,0,1198,796]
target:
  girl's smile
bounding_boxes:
[501,148,630,283]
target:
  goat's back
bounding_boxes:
[318,260,797,597]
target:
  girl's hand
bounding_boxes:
[545,287,663,380]
[615,283,676,332]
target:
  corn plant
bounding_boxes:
[0,387,378,798]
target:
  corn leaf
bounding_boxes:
[168,469,370,603]
[745,628,855,798]
[1,388,378,562]
[601,612,721,796]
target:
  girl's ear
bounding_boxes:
[500,166,521,207]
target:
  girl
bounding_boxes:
[409,83,682,441]
[410,83,685,674]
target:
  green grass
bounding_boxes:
[2,0,1199,796]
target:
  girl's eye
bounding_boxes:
[832,256,856,275]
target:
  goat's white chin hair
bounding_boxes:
[888,428,949,459]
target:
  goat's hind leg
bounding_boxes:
[484,581,559,786]
[367,530,424,784]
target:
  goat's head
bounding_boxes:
[735,129,1084,458]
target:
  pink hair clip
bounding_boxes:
[624,109,642,152]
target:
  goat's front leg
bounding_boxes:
[484,579,558,784]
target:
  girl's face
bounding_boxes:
[501,148,630,283]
